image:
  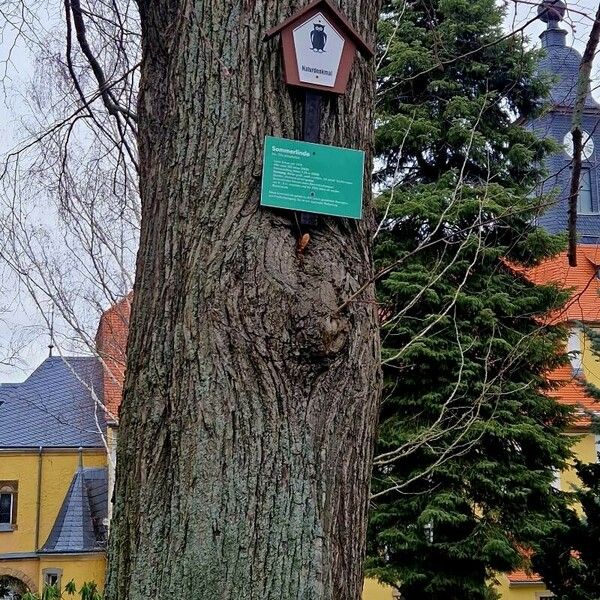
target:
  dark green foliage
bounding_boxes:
[22,582,101,600]
[576,325,600,402]
[532,454,600,600]
[582,380,600,403]
[0,578,8,599]
[368,1,574,598]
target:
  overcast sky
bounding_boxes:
[0,17,44,382]
[0,0,600,383]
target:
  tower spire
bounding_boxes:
[538,0,567,48]
[48,304,55,357]
[538,0,566,25]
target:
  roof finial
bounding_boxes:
[48,304,55,357]
[538,0,566,25]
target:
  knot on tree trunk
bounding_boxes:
[296,312,351,359]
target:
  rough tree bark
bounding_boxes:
[105,1,382,599]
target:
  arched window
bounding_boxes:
[0,482,17,531]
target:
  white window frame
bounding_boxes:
[577,168,597,215]
[567,328,582,377]
[551,468,561,491]
[0,483,17,531]
[43,568,63,590]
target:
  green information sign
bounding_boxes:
[260,136,364,219]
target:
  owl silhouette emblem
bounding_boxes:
[310,24,327,52]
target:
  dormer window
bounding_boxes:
[578,169,596,214]
[0,482,17,531]
[567,329,583,377]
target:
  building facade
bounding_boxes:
[498,2,600,598]
[0,357,108,596]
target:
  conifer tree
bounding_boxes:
[367,1,574,598]
[532,453,600,600]
[532,324,600,599]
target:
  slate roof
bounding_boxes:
[539,24,600,110]
[0,356,105,448]
[40,467,108,553]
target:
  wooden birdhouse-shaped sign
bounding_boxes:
[265,0,374,95]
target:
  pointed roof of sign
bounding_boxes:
[265,0,374,58]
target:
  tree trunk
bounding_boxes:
[105,1,381,599]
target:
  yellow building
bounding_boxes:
[363,579,397,599]
[494,248,600,600]
[492,2,600,596]
[0,356,108,596]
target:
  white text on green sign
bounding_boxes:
[260,136,364,219]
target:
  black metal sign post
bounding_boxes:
[300,91,323,226]
[264,0,375,229]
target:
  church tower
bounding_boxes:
[532,0,600,243]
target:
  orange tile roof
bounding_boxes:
[507,569,543,585]
[506,548,542,584]
[525,246,600,324]
[507,245,600,586]
[507,551,584,584]
[547,363,597,428]
[518,244,600,427]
